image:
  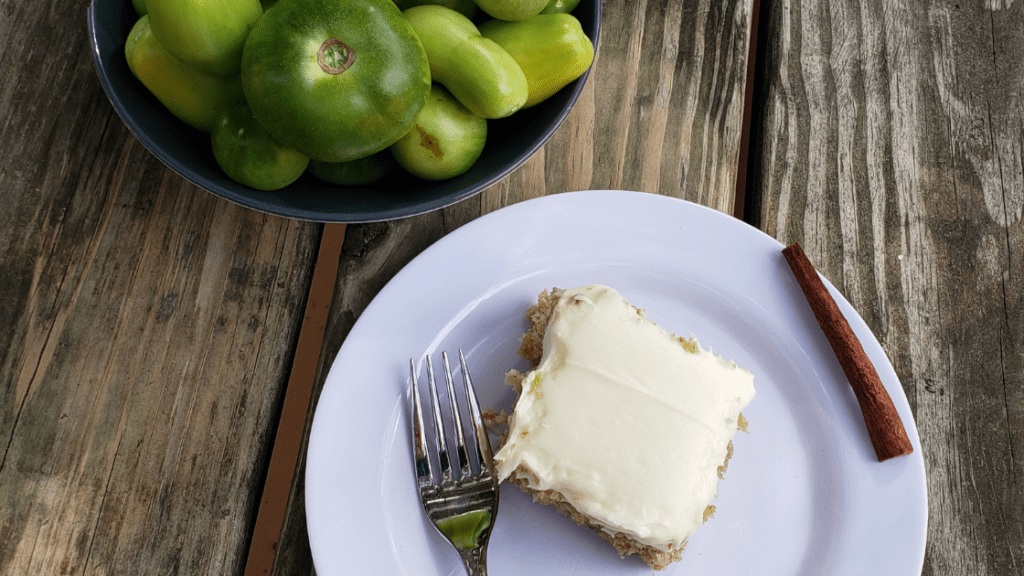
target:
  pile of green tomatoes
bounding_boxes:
[126,0,594,190]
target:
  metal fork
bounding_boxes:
[410,350,499,576]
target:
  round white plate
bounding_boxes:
[305,190,927,575]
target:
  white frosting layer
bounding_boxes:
[493,284,755,552]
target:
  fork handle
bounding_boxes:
[459,547,488,576]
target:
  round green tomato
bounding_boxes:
[308,150,399,186]
[390,84,486,181]
[211,101,310,190]
[241,0,431,163]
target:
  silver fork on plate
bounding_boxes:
[410,350,499,576]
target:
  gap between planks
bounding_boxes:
[735,0,762,221]
[243,222,346,576]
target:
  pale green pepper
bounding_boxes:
[125,15,245,132]
[403,5,528,119]
[478,13,594,108]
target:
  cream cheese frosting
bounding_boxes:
[493,284,756,552]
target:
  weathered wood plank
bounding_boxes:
[750,0,1024,573]
[268,0,756,574]
[0,1,322,574]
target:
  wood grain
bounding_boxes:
[750,0,1024,573]
[267,1,757,574]
[0,1,321,574]
[244,224,345,576]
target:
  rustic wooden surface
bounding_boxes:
[0,1,754,575]
[0,36,322,576]
[749,0,1024,574]
[0,1,324,574]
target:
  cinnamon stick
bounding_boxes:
[782,243,913,461]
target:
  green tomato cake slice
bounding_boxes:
[492,284,755,570]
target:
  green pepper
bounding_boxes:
[147,0,263,76]
[403,5,528,119]
[540,0,581,13]
[478,13,594,108]
[125,15,245,132]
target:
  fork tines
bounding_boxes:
[411,350,499,571]
[411,350,495,490]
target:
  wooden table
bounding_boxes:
[1,0,1021,574]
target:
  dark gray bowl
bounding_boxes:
[87,0,600,223]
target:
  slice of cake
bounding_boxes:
[492,284,755,570]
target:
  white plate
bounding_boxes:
[305,190,927,575]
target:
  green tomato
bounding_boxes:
[471,0,547,21]
[147,0,263,76]
[125,15,245,132]
[307,150,399,185]
[392,0,476,18]
[242,0,431,163]
[390,84,487,181]
[132,0,148,16]
[211,101,310,190]
[403,5,527,119]
[540,0,581,13]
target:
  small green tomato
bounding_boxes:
[472,0,547,21]
[392,0,476,18]
[541,0,581,13]
[390,84,487,181]
[147,0,263,76]
[211,101,310,190]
